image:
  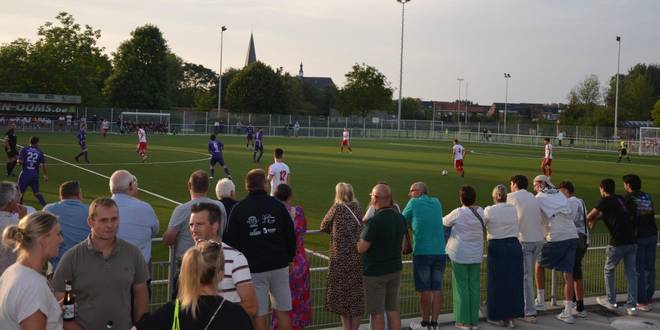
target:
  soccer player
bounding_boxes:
[618,139,631,163]
[451,139,466,177]
[541,137,553,177]
[340,128,352,152]
[253,128,264,163]
[208,134,232,180]
[136,125,148,162]
[17,136,48,207]
[4,122,18,176]
[267,148,291,196]
[246,123,255,149]
[101,118,110,137]
[74,123,90,163]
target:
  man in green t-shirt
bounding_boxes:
[358,183,406,330]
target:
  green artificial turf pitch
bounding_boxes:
[15,132,660,262]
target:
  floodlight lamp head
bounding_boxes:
[616,36,620,42]
[397,0,411,3]
[221,26,227,31]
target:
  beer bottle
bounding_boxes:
[63,280,75,321]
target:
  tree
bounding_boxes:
[0,39,33,92]
[336,63,393,117]
[225,61,286,113]
[104,24,182,109]
[390,97,425,119]
[0,12,111,105]
[175,62,217,109]
[568,74,601,106]
[652,99,660,127]
[605,63,660,120]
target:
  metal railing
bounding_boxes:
[149,231,660,329]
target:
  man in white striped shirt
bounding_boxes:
[188,202,258,319]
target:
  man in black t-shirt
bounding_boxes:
[587,178,638,315]
[622,174,656,311]
[4,122,18,177]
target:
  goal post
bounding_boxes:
[119,112,171,133]
[638,127,660,156]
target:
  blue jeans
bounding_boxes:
[604,244,637,308]
[636,235,657,304]
[521,241,544,316]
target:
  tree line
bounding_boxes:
[0,12,409,118]
[561,64,660,127]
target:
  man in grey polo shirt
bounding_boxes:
[163,170,227,263]
[53,197,149,330]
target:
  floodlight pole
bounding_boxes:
[614,36,621,139]
[465,81,469,124]
[396,0,410,131]
[217,25,227,119]
[456,78,463,123]
[504,73,511,133]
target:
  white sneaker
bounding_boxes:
[534,298,546,311]
[556,310,575,324]
[408,321,424,329]
[637,303,652,312]
[626,307,637,316]
[597,296,617,311]
[572,308,588,318]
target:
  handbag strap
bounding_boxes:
[468,206,486,234]
[172,299,180,330]
[203,297,225,330]
[343,203,361,226]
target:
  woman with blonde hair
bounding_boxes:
[0,211,63,330]
[320,182,364,330]
[135,241,253,329]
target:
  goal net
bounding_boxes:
[119,112,171,134]
[638,127,660,156]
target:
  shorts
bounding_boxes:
[210,156,225,167]
[137,142,147,152]
[542,158,552,167]
[573,234,588,279]
[540,238,577,273]
[413,254,447,291]
[254,143,263,152]
[251,266,292,316]
[454,159,464,170]
[619,148,628,156]
[341,139,350,146]
[102,128,108,134]
[18,173,39,194]
[363,271,401,314]
[79,143,87,150]
[247,134,254,140]
[6,149,17,158]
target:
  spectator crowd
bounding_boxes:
[0,149,656,330]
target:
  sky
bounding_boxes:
[2,0,660,105]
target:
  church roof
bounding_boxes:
[302,77,335,89]
[245,33,256,67]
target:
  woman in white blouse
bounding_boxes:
[483,185,524,328]
[443,185,484,330]
[0,212,64,330]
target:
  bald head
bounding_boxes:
[371,183,392,209]
[110,170,138,196]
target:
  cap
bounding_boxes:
[533,174,554,188]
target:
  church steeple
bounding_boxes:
[244,33,257,67]
[298,62,304,78]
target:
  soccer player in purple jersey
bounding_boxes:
[74,123,90,163]
[246,123,255,148]
[208,134,232,180]
[17,136,48,206]
[253,128,264,163]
